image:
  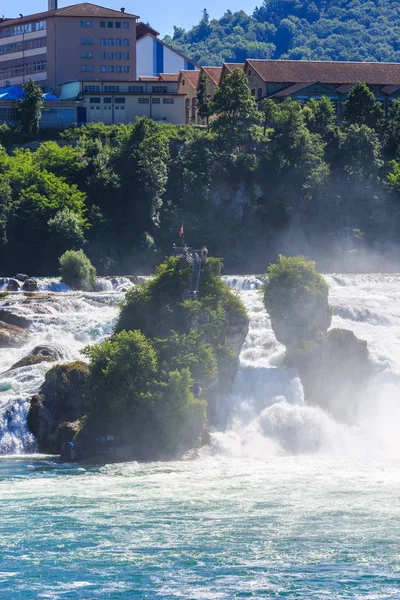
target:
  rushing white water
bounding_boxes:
[1,273,400,458]
[0,277,139,453]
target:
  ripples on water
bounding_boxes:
[1,274,400,598]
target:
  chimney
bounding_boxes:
[48,0,58,10]
[121,7,125,13]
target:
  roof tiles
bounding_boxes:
[247,59,400,86]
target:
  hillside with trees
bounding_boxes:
[3,76,400,274]
[163,0,400,66]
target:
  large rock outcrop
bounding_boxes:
[287,328,371,422]
[28,361,89,453]
[264,256,371,422]
[8,345,61,371]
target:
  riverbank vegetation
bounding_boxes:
[2,78,400,274]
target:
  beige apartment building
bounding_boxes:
[0,2,138,92]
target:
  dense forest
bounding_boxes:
[164,0,400,65]
[2,74,400,275]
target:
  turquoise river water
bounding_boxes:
[1,275,400,598]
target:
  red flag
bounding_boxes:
[178,223,184,238]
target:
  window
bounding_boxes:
[152,85,168,93]
[248,69,251,75]
[129,85,143,93]
[100,51,106,59]
[81,51,93,58]
[116,52,122,59]
[115,38,122,46]
[100,21,106,28]
[108,21,114,28]
[139,98,149,104]
[104,97,112,104]
[81,37,93,45]
[104,85,120,92]
[123,22,129,28]
[0,37,47,56]
[108,65,114,72]
[81,20,93,27]
[123,52,129,59]
[123,39,129,46]
[100,65,106,72]
[251,88,255,96]
[116,21,121,29]
[123,66,130,73]
[100,38,106,45]
[85,85,100,92]
[115,98,126,104]
[257,88,262,100]
[108,52,114,59]
[152,98,160,104]
[108,38,114,46]
[81,65,94,72]
[116,66,122,73]
[89,97,101,104]
[0,19,46,40]
[163,98,174,104]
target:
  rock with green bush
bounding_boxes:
[264,255,371,421]
[59,249,96,291]
[29,257,248,460]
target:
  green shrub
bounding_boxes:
[59,249,96,291]
[264,255,331,350]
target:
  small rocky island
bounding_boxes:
[264,255,371,422]
[28,257,249,460]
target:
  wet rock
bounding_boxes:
[9,345,61,371]
[22,278,38,292]
[28,361,89,454]
[287,328,371,423]
[15,273,29,282]
[0,310,32,329]
[6,279,20,292]
[0,321,28,348]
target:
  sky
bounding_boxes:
[1,0,260,36]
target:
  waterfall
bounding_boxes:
[2,274,400,456]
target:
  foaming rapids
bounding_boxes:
[212,274,400,459]
[0,278,137,453]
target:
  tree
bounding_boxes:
[48,208,87,254]
[338,124,383,183]
[15,79,44,136]
[59,249,96,291]
[259,97,278,135]
[211,69,261,146]
[197,71,212,128]
[303,96,336,139]
[343,82,384,129]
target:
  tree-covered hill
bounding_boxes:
[163,0,400,66]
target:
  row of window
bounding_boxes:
[89,97,175,105]
[84,85,175,94]
[81,38,130,46]
[138,97,174,104]
[0,59,46,78]
[81,51,130,59]
[0,20,46,39]
[0,36,46,56]
[89,97,126,104]
[81,20,130,28]
[81,65,130,73]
